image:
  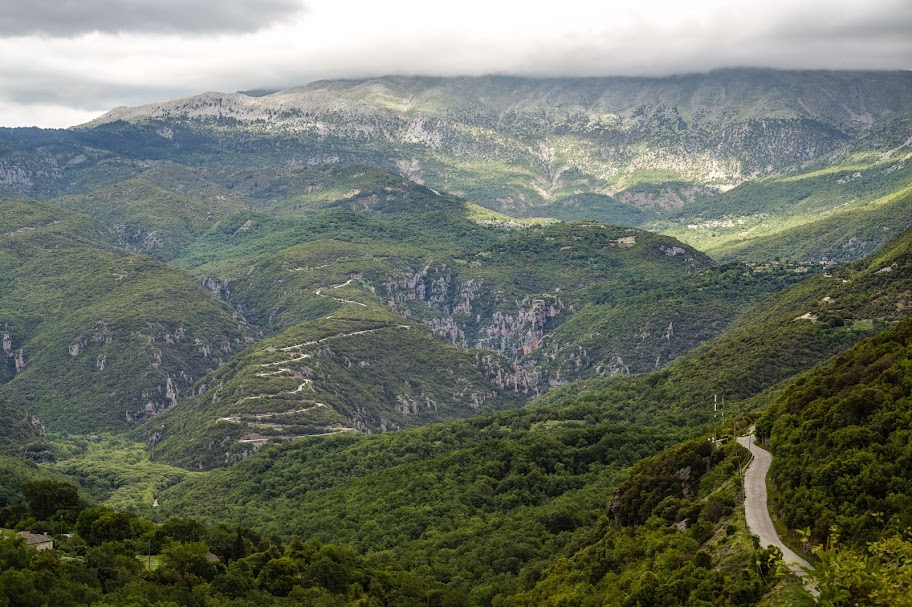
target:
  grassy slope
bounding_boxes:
[709,186,912,263]
[655,112,912,263]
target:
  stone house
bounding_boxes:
[18,532,54,551]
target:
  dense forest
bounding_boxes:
[0,438,798,607]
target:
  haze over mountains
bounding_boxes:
[0,67,911,606]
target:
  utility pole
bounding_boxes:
[713,395,717,444]
[733,418,742,479]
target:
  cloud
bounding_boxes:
[0,0,910,127]
[0,101,100,129]
[0,0,305,36]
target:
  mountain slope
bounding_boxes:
[533,224,912,431]
[35,162,807,395]
[138,304,531,469]
[756,316,912,545]
[0,198,253,432]
[5,71,912,265]
[91,164,820,468]
[4,160,802,449]
[148,220,912,603]
[169,166,733,377]
[654,111,912,262]
[52,165,246,260]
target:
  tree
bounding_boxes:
[257,556,300,597]
[89,512,136,546]
[806,535,912,606]
[75,506,111,542]
[153,516,205,552]
[158,541,221,585]
[300,551,352,595]
[22,480,81,522]
[85,542,142,592]
[211,561,255,599]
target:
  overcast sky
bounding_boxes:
[2,0,910,128]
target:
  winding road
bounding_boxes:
[737,434,813,579]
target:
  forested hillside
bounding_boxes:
[0,199,252,432]
[0,396,48,460]
[758,317,912,545]
[136,223,912,604]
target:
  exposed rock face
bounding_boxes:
[657,244,707,273]
[0,158,66,191]
[0,163,32,189]
[474,352,541,394]
[598,355,631,377]
[395,393,438,416]
[165,377,178,408]
[475,297,568,358]
[0,156,66,196]
[67,321,112,358]
[2,330,25,377]
[202,276,232,300]
[660,244,688,256]
[384,264,569,364]
[28,414,46,436]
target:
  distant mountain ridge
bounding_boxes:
[80,71,912,204]
[87,69,912,134]
[3,69,912,264]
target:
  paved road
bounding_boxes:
[737,434,813,578]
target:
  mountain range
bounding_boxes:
[4,70,912,264]
[0,68,910,606]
